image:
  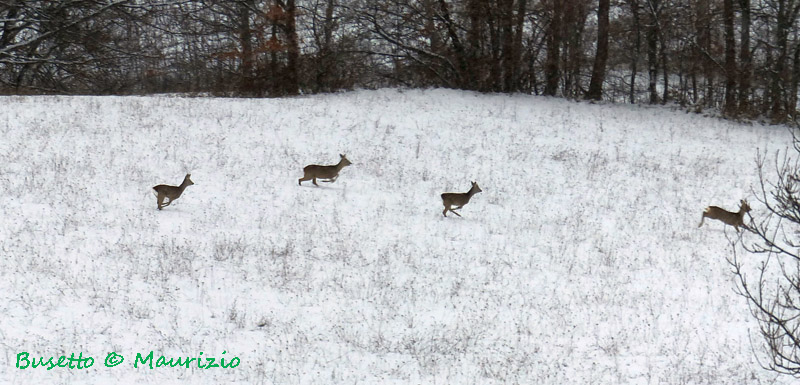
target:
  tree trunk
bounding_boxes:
[646,0,659,104]
[723,0,737,115]
[628,0,641,104]
[487,3,501,91]
[587,0,610,100]
[771,0,788,120]
[238,2,253,95]
[282,0,300,95]
[466,0,486,89]
[510,0,527,92]
[440,0,471,89]
[738,0,751,114]
[544,0,562,96]
[270,22,279,95]
[770,0,800,121]
[315,0,336,92]
[501,0,515,92]
[791,45,800,119]
[695,0,714,107]
[660,25,669,103]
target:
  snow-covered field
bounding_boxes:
[0,89,794,384]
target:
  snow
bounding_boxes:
[0,88,794,384]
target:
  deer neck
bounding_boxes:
[737,204,749,216]
[467,186,479,198]
[179,179,191,191]
[334,160,346,172]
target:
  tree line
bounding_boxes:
[2,0,800,121]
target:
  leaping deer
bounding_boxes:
[441,181,482,217]
[699,199,751,232]
[299,154,352,186]
[153,174,194,210]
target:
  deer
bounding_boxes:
[299,154,352,186]
[152,174,194,210]
[441,181,482,217]
[698,199,751,232]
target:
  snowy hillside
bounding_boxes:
[0,89,794,384]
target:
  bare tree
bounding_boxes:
[723,0,737,115]
[768,0,800,122]
[0,0,141,93]
[624,0,643,104]
[543,0,563,96]
[738,0,752,114]
[276,0,300,94]
[586,0,610,100]
[644,0,660,104]
[731,134,800,376]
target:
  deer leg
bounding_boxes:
[157,195,165,210]
[443,204,462,217]
[299,171,312,185]
[313,177,319,186]
[698,213,706,228]
[160,197,173,209]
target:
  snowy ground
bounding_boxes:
[0,89,795,384]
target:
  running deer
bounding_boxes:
[441,181,482,217]
[698,199,751,232]
[298,154,352,186]
[152,174,194,210]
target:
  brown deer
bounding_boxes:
[698,199,751,232]
[153,174,194,210]
[299,154,352,186]
[441,181,482,217]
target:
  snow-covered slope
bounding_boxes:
[0,89,792,384]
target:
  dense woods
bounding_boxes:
[2,0,800,121]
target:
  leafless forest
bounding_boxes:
[1,1,799,120]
